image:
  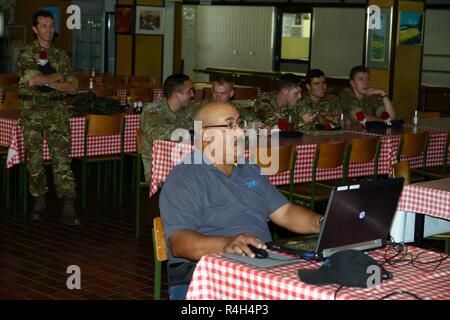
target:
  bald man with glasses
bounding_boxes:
[159,102,322,300]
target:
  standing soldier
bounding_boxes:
[17,10,81,226]
[140,74,196,182]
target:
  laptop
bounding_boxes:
[266,178,404,259]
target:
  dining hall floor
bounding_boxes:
[0,163,167,300]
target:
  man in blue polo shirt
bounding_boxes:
[159,102,322,300]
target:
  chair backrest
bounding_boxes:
[393,161,410,186]
[348,136,380,164]
[316,141,349,169]
[1,91,21,109]
[131,75,155,84]
[75,74,91,86]
[91,86,114,98]
[420,111,441,119]
[233,87,259,100]
[0,73,19,86]
[397,131,428,159]
[85,114,125,136]
[255,145,296,174]
[136,127,143,155]
[153,217,168,262]
[129,86,153,102]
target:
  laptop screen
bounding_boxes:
[316,178,404,256]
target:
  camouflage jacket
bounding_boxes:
[338,87,385,124]
[139,98,196,181]
[17,40,78,98]
[296,94,340,129]
[254,91,301,127]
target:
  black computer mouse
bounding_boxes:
[247,244,269,259]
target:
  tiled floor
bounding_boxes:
[0,165,167,300]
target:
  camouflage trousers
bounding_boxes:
[19,101,77,199]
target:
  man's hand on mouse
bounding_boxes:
[223,233,267,258]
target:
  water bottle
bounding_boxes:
[89,78,94,89]
[413,110,419,126]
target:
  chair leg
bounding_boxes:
[152,228,162,300]
[81,161,87,208]
[119,158,123,205]
[20,164,28,215]
[113,162,117,198]
[131,157,136,191]
[5,167,10,209]
[97,163,101,199]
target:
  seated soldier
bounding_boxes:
[159,102,322,300]
[338,65,395,126]
[139,73,195,182]
[297,69,341,130]
[254,73,302,128]
[194,75,257,122]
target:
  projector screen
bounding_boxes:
[0,12,4,38]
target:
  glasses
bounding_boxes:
[204,118,247,130]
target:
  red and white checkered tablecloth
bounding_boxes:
[186,246,450,300]
[1,114,140,168]
[148,136,393,197]
[346,128,449,170]
[397,178,450,220]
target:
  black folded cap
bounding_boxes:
[298,250,391,288]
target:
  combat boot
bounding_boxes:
[30,196,47,221]
[60,197,81,226]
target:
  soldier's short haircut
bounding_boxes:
[349,65,370,81]
[163,73,190,98]
[305,69,325,85]
[32,10,54,27]
[277,73,302,92]
[212,75,234,88]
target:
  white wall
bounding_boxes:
[182,5,274,81]
[310,7,366,78]
[421,9,450,86]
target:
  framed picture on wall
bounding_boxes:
[366,8,392,69]
[398,11,424,45]
[135,6,164,35]
[115,5,133,34]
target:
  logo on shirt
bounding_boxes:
[244,180,258,189]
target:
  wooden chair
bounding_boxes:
[319,136,381,187]
[0,73,19,87]
[129,86,153,103]
[420,111,441,119]
[233,87,259,100]
[131,75,154,84]
[424,131,450,179]
[152,216,168,300]
[90,86,114,98]
[75,74,91,86]
[75,114,126,208]
[397,131,429,183]
[0,91,21,109]
[278,141,351,211]
[392,160,410,186]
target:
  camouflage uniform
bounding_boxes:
[296,94,339,130]
[254,91,301,127]
[338,87,385,125]
[140,98,196,182]
[17,40,77,199]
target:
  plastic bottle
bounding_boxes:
[89,78,94,89]
[340,112,345,129]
